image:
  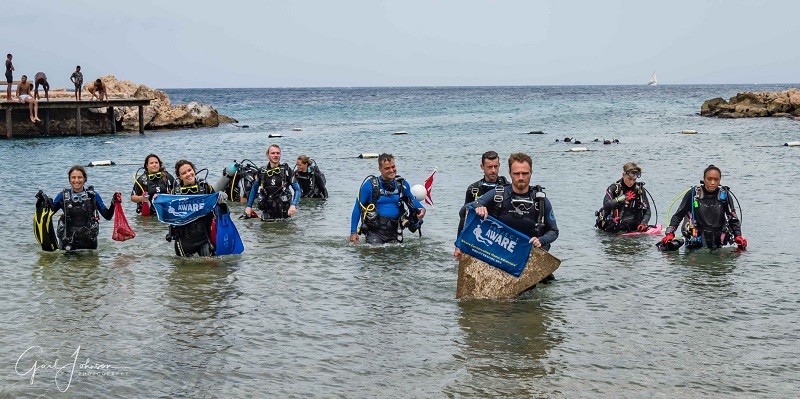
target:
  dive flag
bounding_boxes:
[423,169,436,206]
[152,193,219,226]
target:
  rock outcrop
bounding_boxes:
[701,88,800,119]
[95,75,237,130]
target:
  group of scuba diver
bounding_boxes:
[33,146,747,260]
[34,144,330,257]
[594,162,747,252]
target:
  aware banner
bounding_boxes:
[152,193,219,226]
[455,208,532,277]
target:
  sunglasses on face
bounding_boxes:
[147,172,163,180]
[626,170,641,178]
[264,167,281,177]
[179,184,199,194]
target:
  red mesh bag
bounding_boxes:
[112,193,136,241]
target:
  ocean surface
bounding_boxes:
[1,85,799,398]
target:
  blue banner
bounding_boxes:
[455,208,533,277]
[152,193,219,226]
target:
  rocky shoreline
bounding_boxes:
[701,88,800,119]
[4,75,237,136]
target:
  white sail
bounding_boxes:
[648,71,657,86]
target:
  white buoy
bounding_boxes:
[567,147,589,152]
[358,153,380,159]
[681,129,698,134]
[784,141,800,147]
[268,134,283,138]
[87,160,115,167]
[410,184,427,201]
[103,141,114,144]
[394,131,408,135]
[292,127,302,131]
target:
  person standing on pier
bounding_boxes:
[5,54,13,101]
[70,66,83,101]
[16,75,40,122]
[34,72,49,101]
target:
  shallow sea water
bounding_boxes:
[1,85,799,398]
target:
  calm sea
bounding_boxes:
[1,85,799,398]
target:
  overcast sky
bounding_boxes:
[3,0,798,89]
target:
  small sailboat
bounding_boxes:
[648,71,658,86]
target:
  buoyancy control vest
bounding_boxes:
[57,187,100,250]
[490,184,547,238]
[467,176,509,202]
[294,160,328,199]
[595,181,648,231]
[682,184,737,248]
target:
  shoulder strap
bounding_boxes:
[369,176,380,203]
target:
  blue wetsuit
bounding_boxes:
[350,176,424,244]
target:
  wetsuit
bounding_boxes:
[51,187,114,250]
[246,163,301,220]
[351,176,425,244]
[460,185,559,251]
[457,176,509,236]
[295,166,328,199]
[169,181,216,257]
[596,179,651,232]
[666,185,741,249]
[131,171,176,214]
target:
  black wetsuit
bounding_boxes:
[169,181,216,257]
[247,163,301,220]
[456,176,509,236]
[460,185,559,251]
[131,171,175,214]
[596,179,651,232]
[666,185,742,249]
[51,187,114,250]
[295,166,328,199]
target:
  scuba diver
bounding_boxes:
[130,154,175,216]
[454,150,509,257]
[350,153,426,244]
[49,165,119,251]
[595,162,652,233]
[167,159,220,257]
[244,144,301,221]
[214,159,260,203]
[461,152,558,251]
[294,155,328,199]
[660,164,747,251]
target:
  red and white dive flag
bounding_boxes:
[424,169,436,206]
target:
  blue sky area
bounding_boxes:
[3,0,798,88]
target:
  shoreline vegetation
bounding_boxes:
[2,75,237,137]
[701,87,800,120]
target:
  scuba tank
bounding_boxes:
[214,163,239,193]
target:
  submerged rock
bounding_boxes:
[456,248,561,300]
[701,88,800,119]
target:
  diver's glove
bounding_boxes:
[661,232,675,245]
[112,192,122,204]
[636,224,647,232]
[734,236,747,249]
[626,191,636,201]
[614,194,627,203]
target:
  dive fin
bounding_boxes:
[34,191,59,252]
[214,203,245,255]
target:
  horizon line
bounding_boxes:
[158,83,800,90]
